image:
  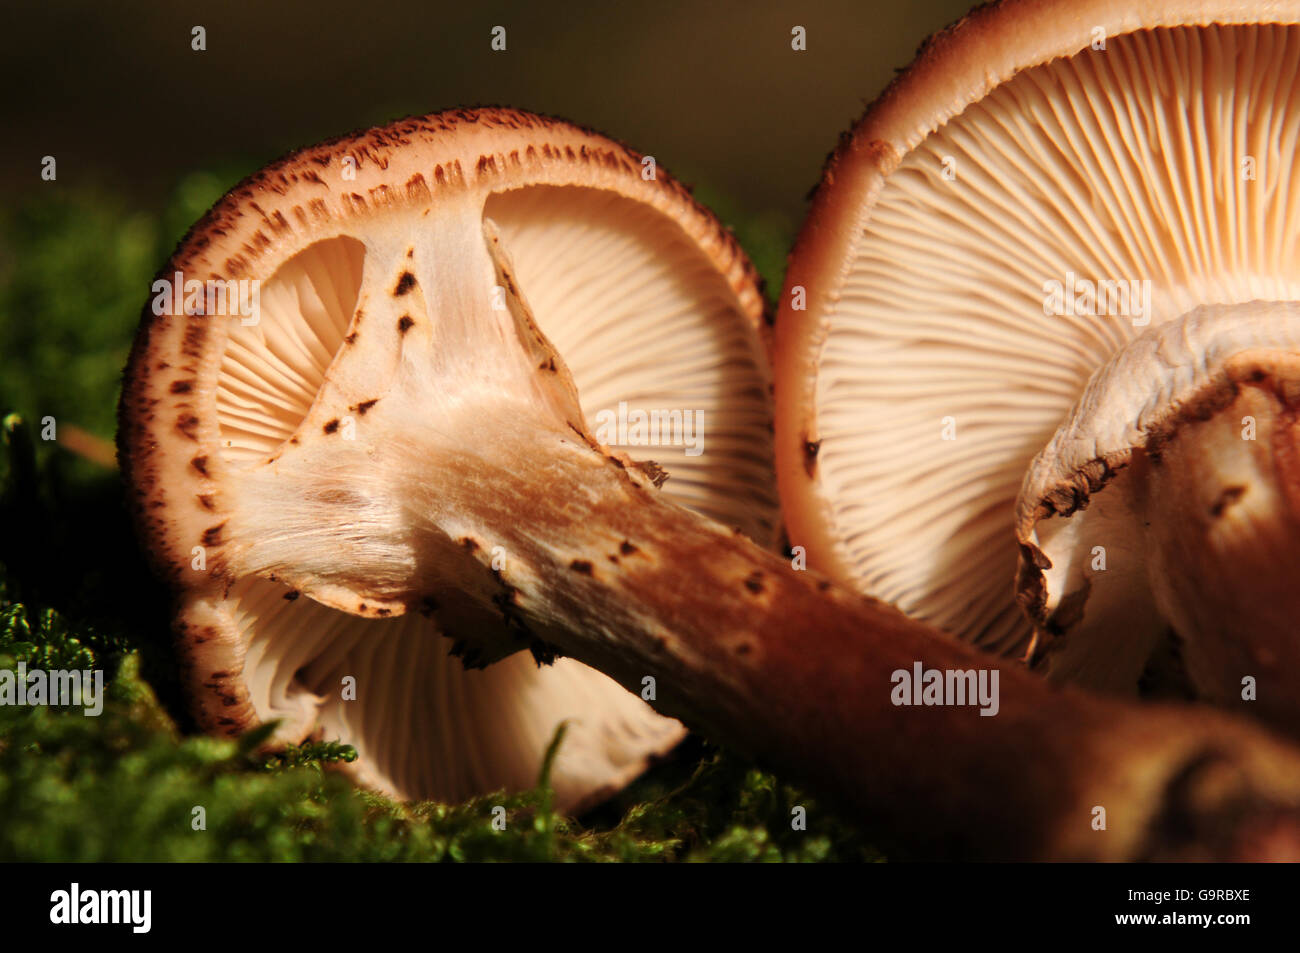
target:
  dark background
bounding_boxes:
[2,0,973,226]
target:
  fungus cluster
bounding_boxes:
[120,16,1300,859]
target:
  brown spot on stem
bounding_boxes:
[284,590,300,601]
[354,399,379,415]
[202,522,226,546]
[398,315,415,334]
[744,572,765,594]
[191,455,209,476]
[636,460,669,488]
[170,380,194,394]
[394,272,416,296]
[323,419,340,434]
[570,559,594,575]
[620,540,638,556]
[1210,485,1247,518]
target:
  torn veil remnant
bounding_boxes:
[122,106,1300,860]
[775,0,1300,735]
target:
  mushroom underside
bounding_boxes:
[188,182,778,808]
[789,23,1300,735]
[805,23,1300,659]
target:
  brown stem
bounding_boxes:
[414,424,1300,861]
[224,278,1300,859]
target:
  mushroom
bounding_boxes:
[775,1,1300,733]
[122,107,1300,859]
[121,108,781,811]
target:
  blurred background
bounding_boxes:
[0,0,973,860]
[0,0,974,438]
[4,0,972,218]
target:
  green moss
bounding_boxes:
[0,178,881,863]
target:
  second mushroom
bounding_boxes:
[777,0,1300,737]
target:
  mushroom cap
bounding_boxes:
[775,0,1300,657]
[119,108,779,810]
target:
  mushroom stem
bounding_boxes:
[202,220,1300,858]
[1140,369,1300,723]
[1017,304,1300,734]
[238,394,1300,860]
